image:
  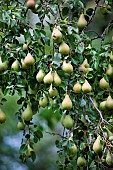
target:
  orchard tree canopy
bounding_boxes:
[0,0,113,169]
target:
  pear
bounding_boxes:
[106,95,113,110]
[110,51,113,62]
[61,114,74,129]
[99,77,109,89]
[106,150,113,167]
[77,14,87,30]
[77,157,86,167]
[22,104,33,121]
[62,60,73,73]
[21,59,30,70]
[26,144,34,157]
[103,127,113,139]
[49,84,58,98]
[93,135,102,154]
[17,121,25,130]
[73,81,82,93]
[36,69,45,82]
[23,43,28,51]
[82,79,92,93]
[62,94,72,110]
[99,101,107,111]
[59,42,70,55]
[53,71,61,86]
[24,53,35,66]
[11,59,20,71]
[51,28,62,44]
[43,71,53,84]
[39,94,48,107]
[0,108,6,123]
[68,143,77,157]
[106,64,113,77]
[26,0,35,9]
[0,57,8,71]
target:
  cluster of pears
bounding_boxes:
[0,108,6,124]
[73,79,92,93]
[77,13,87,30]
[100,95,113,115]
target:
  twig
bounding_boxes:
[45,131,67,138]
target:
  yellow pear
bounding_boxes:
[99,101,107,111]
[53,71,61,86]
[106,150,113,167]
[17,121,25,130]
[61,114,74,129]
[51,28,62,44]
[77,14,87,30]
[23,43,28,50]
[43,71,53,84]
[77,157,86,167]
[36,69,45,82]
[11,59,20,71]
[93,135,102,154]
[62,60,73,73]
[106,64,113,77]
[99,77,109,89]
[62,94,72,110]
[106,95,113,110]
[39,94,48,107]
[24,53,35,66]
[59,42,70,55]
[0,108,6,123]
[22,103,33,121]
[26,0,35,9]
[68,142,77,157]
[82,79,92,93]
[49,84,58,98]
[73,81,82,93]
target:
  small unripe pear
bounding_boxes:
[17,121,25,130]
[77,157,86,167]
[59,42,70,55]
[39,94,48,107]
[62,94,72,110]
[26,144,34,157]
[73,81,82,93]
[26,0,35,9]
[62,60,73,73]
[0,108,6,123]
[61,114,74,129]
[77,14,87,30]
[49,84,58,98]
[82,79,92,93]
[99,77,109,89]
[53,71,61,86]
[106,64,113,77]
[68,143,77,157]
[23,44,28,51]
[51,28,62,44]
[106,150,113,167]
[106,96,113,110]
[100,101,107,111]
[36,69,45,82]
[11,59,20,71]
[24,53,35,66]
[43,71,53,84]
[22,104,33,121]
[93,135,102,154]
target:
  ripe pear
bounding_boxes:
[0,108,6,123]
[82,79,92,93]
[24,53,35,66]
[73,81,82,93]
[23,43,28,51]
[106,95,113,110]
[22,104,33,121]
[36,69,45,82]
[17,121,25,130]
[61,114,74,129]
[99,101,107,111]
[106,64,113,77]
[0,57,8,71]
[93,135,102,154]
[26,0,35,9]
[77,157,86,167]
[21,59,29,70]
[99,77,109,89]
[62,60,73,73]
[11,59,20,71]
[59,42,70,55]
[49,84,58,98]
[43,71,53,84]
[51,28,62,44]
[77,14,87,30]
[39,94,48,107]
[62,94,72,110]
[53,71,61,86]
[106,150,113,167]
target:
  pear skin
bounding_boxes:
[77,157,86,167]
[106,96,113,110]
[82,79,92,93]
[53,71,61,86]
[93,135,102,154]
[59,42,70,55]
[62,94,72,110]
[51,28,62,44]
[24,53,35,66]
[62,60,73,73]
[99,101,107,111]
[106,64,113,77]
[49,84,58,97]
[26,0,35,9]
[43,71,53,84]
[99,77,109,89]
[73,81,82,93]
[11,59,20,71]
[39,94,48,107]
[36,69,45,82]
[0,108,6,123]
[77,14,87,30]
[61,114,74,129]
[106,150,113,167]
[22,104,33,121]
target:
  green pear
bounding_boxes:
[24,53,35,66]
[36,69,45,82]
[68,143,77,157]
[11,59,20,71]
[49,84,58,97]
[61,114,74,129]
[39,94,48,107]
[93,135,102,154]
[99,77,109,89]
[0,57,8,71]
[82,79,92,93]
[0,108,6,123]
[21,59,30,70]
[99,101,107,111]
[73,81,82,93]
[59,42,70,55]
[110,51,113,62]
[17,121,25,130]
[106,150,113,167]
[26,0,35,9]
[23,43,28,50]
[22,103,33,121]
[26,144,34,157]
[77,14,87,30]
[51,28,62,44]
[43,71,53,84]
[106,64,113,77]
[62,94,72,110]
[62,60,73,73]
[53,71,61,86]
[106,95,113,110]
[77,156,86,167]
